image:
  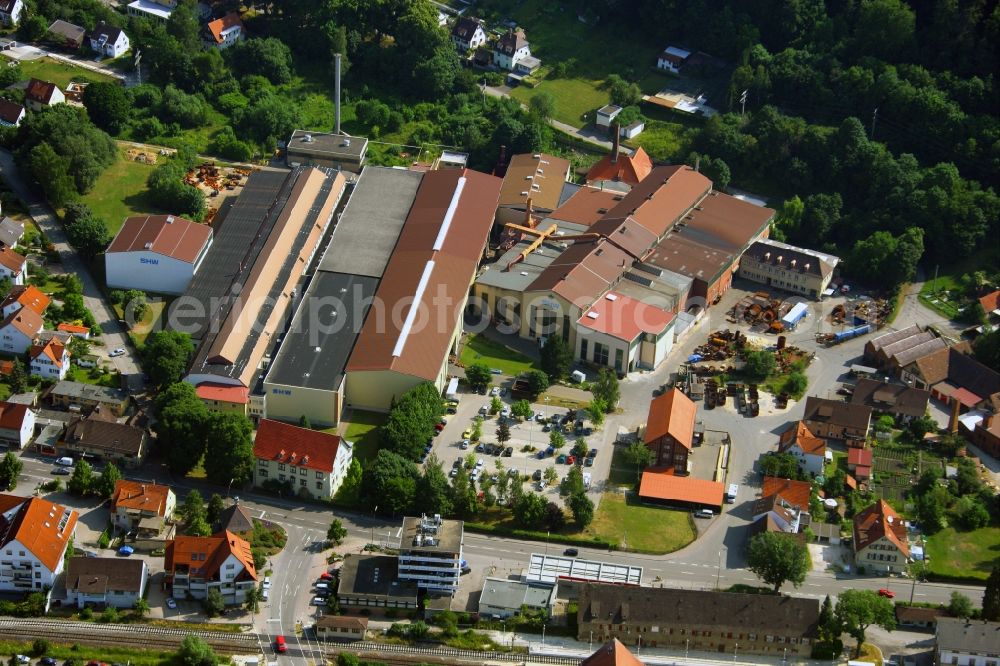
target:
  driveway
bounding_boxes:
[0,149,144,390]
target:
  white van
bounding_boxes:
[56,457,74,466]
[725,484,739,503]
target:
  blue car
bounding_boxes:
[536,451,545,459]
[118,545,134,556]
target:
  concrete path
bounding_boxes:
[0,149,144,390]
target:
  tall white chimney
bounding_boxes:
[334,53,342,135]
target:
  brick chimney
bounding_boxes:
[948,398,961,433]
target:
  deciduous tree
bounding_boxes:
[94,463,121,499]
[835,589,896,656]
[327,519,347,545]
[142,330,195,388]
[0,451,22,491]
[154,382,210,476]
[204,413,255,487]
[540,336,572,381]
[747,531,810,592]
[464,362,491,390]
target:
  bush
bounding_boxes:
[99,606,119,623]
[79,607,93,620]
[97,531,110,549]
[32,639,51,656]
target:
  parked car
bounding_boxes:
[584,457,594,467]
[566,455,576,465]
[589,448,598,458]
[165,598,177,609]
[262,576,272,589]
[51,467,71,475]
[117,545,134,556]
[40,658,57,666]
[16,657,30,665]
[535,411,545,422]
[503,446,513,457]
[490,386,501,396]
[460,439,470,450]
[563,548,579,557]
[479,405,488,415]
[536,450,545,459]
[532,469,542,481]
[556,454,566,464]
[693,509,714,519]
[452,459,462,469]
[475,443,485,452]
[319,572,333,580]
[462,428,472,439]
[109,348,126,357]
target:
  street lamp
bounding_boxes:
[733,642,738,663]
[685,639,689,658]
[589,631,593,651]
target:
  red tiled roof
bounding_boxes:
[549,187,623,228]
[586,147,654,186]
[106,215,211,264]
[779,421,826,456]
[29,340,68,369]
[1,285,50,315]
[979,289,1000,314]
[0,98,24,125]
[580,639,644,666]
[638,470,724,506]
[207,12,242,44]
[577,290,674,342]
[1,306,43,339]
[253,418,342,473]
[165,530,257,582]
[57,323,90,334]
[25,78,59,105]
[847,448,873,467]
[853,499,909,557]
[950,387,982,408]
[196,382,250,405]
[644,388,695,450]
[111,480,172,517]
[0,402,30,430]
[760,476,812,510]
[0,246,26,273]
[854,465,872,479]
[0,493,78,572]
[605,165,712,237]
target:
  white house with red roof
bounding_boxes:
[853,499,910,573]
[24,78,64,112]
[252,419,353,500]
[1,285,50,318]
[0,305,43,354]
[0,401,35,449]
[0,246,27,285]
[204,12,243,49]
[195,382,249,415]
[29,339,70,380]
[105,214,212,295]
[575,291,675,375]
[0,493,79,592]
[0,98,25,128]
[777,420,827,476]
[164,530,257,604]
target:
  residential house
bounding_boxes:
[88,22,129,58]
[164,530,258,604]
[935,618,1000,666]
[0,306,43,354]
[478,577,556,619]
[0,99,25,128]
[60,414,147,468]
[0,0,24,25]
[979,289,1000,324]
[314,615,369,642]
[64,556,147,609]
[777,421,826,476]
[850,378,930,423]
[643,388,695,472]
[2,285,51,318]
[29,339,70,380]
[493,29,530,70]
[751,476,812,534]
[0,493,79,592]
[802,396,872,442]
[576,583,820,657]
[110,480,175,533]
[46,20,86,49]
[205,12,243,49]
[853,499,909,573]
[195,382,249,416]
[48,381,129,416]
[656,46,691,73]
[0,401,35,449]
[738,238,840,299]
[847,447,873,481]
[895,605,947,631]
[0,217,25,247]
[900,345,1000,414]
[451,17,486,52]
[0,246,27,284]
[57,323,91,339]
[213,501,254,534]
[638,471,724,510]
[252,419,354,500]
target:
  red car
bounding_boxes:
[275,636,287,653]
[319,571,333,580]
[566,455,576,465]
[878,588,895,599]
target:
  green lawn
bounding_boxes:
[16,56,118,88]
[925,526,1000,581]
[511,77,610,127]
[66,364,119,387]
[0,640,171,666]
[80,150,163,233]
[113,299,166,345]
[584,492,696,554]
[335,410,387,463]
[459,333,539,376]
[825,450,847,478]
[607,444,641,487]
[917,245,1000,321]
[625,119,698,162]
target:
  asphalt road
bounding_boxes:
[0,149,144,390]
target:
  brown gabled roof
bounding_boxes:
[499,153,570,211]
[549,187,623,228]
[66,556,145,593]
[25,78,60,105]
[867,324,922,354]
[579,639,644,666]
[1,285,50,315]
[644,388,695,449]
[0,493,78,572]
[106,215,211,264]
[895,605,946,625]
[0,98,24,125]
[316,615,369,631]
[206,12,242,44]
[63,416,145,457]
[345,169,502,382]
[850,378,930,418]
[527,238,633,310]
[778,421,826,456]
[1,306,43,339]
[911,346,950,384]
[803,396,872,431]
[111,480,172,517]
[979,289,1000,314]
[253,419,342,473]
[451,17,483,41]
[496,29,529,56]
[586,147,654,186]
[853,499,909,557]
[215,502,255,534]
[165,530,257,582]
[0,402,31,430]
[605,165,712,238]
[0,246,26,273]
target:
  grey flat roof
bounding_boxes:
[936,618,1000,653]
[288,130,368,161]
[190,169,345,382]
[476,219,589,292]
[527,553,642,585]
[318,167,422,277]
[479,577,554,612]
[49,381,128,403]
[169,169,291,341]
[265,271,378,391]
[400,516,463,554]
[337,554,416,602]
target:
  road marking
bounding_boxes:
[681,571,695,575]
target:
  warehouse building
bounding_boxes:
[286,130,368,173]
[495,152,573,226]
[179,167,347,418]
[264,166,502,425]
[105,215,212,295]
[738,238,840,299]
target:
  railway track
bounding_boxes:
[0,618,260,655]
